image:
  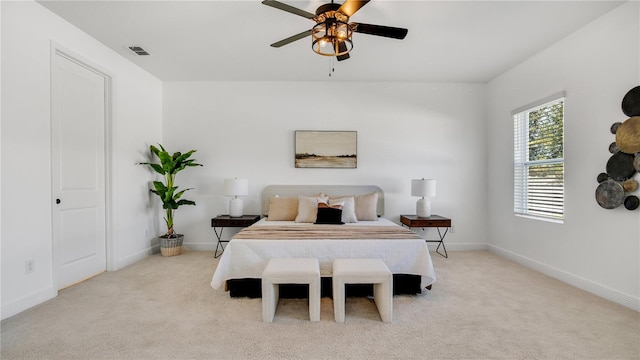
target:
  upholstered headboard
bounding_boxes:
[261,185,384,217]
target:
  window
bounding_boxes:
[513,93,565,221]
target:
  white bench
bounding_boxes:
[332,258,393,323]
[261,258,320,322]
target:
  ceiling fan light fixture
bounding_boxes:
[312,19,353,57]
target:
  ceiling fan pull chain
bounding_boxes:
[328,57,335,77]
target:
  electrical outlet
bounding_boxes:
[25,259,34,274]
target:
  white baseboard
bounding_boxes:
[429,242,488,252]
[488,244,640,312]
[114,245,159,270]
[1,287,57,321]
[183,243,216,252]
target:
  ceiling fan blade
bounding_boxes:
[261,0,315,19]
[338,0,370,17]
[336,42,350,61]
[270,29,313,48]
[353,23,408,39]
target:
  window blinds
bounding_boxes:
[513,96,564,221]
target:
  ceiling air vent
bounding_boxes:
[128,46,150,56]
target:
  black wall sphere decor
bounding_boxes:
[595,85,640,211]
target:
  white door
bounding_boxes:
[52,51,107,289]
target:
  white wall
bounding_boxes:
[1,1,163,319]
[486,1,640,310]
[163,81,487,251]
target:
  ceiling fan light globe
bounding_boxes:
[336,22,349,36]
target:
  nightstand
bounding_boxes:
[400,214,452,258]
[211,215,261,258]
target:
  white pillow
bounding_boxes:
[329,196,357,223]
[295,195,325,223]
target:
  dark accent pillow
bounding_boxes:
[315,203,344,225]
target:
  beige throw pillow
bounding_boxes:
[295,195,326,223]
[267,196,298,221]
[354,192,378,221]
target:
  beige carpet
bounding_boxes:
[1,250,639,359]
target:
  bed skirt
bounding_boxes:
[227,274,424,298]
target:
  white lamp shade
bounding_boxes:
[224,178,248,196]
[411,179,436,198]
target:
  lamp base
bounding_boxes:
[229,198,244,217]
[416,198,431,218]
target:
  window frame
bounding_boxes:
[512,92,565,223]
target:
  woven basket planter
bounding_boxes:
[159,234,184,257]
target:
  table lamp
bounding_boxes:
[411,178,436,218]
[224,178,248,217]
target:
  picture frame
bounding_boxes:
[295,131,357,168]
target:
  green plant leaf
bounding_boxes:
[177,199,196,206]
[148,163,165,175]
[174,150,195,164]
[150,145,161,156]
[152,181,167,193]
[174,188,194,200]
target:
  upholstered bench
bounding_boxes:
[261,258,321,322]
[332,258,393,323]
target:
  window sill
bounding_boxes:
[515,213,564,224]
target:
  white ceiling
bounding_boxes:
[38,0,624,82]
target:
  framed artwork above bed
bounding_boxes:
[295,130,357,168]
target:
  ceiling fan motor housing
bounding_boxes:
[315,3,342,16]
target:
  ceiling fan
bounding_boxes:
[262,0,408,61]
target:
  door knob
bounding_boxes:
[56,199,61,204]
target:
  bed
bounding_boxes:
[210,185,436,297]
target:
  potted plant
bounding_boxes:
[140,144,202,256]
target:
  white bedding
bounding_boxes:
[210,218,436,290]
